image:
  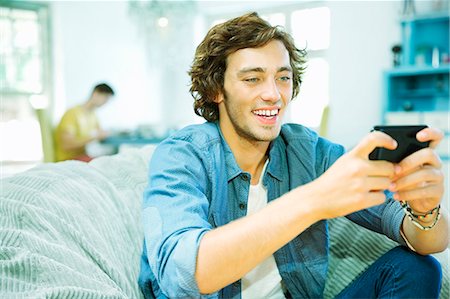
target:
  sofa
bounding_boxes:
[1,145,448,298]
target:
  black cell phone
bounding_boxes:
[369,125,429,163]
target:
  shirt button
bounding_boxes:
[239,203,246,210]
[241,174,249,181]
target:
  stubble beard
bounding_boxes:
[223,95,281,143]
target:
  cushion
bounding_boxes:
[0,146,154,298]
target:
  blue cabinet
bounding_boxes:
[384,65,449,113]
[401,12,449,66]
[383,13,449,160]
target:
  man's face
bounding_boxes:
[91,92,111,108]
[217,39,293,143]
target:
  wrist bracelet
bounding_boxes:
[400,201,441,231]
[400,201,440,221]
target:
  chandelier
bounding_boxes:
[129,0,197,29]
[129,0,197,65]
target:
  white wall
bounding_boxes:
[327,1,400,148]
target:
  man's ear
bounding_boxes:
[214,92,224,104]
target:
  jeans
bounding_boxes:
[335,246,442,299]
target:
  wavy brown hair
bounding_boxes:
[189,12,307,122]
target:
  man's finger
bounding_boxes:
[365,177,392,192]
[365,160,397,178]
[416,127,444,149]
[396,184,443,202]
[397,148,442,176]
[351,131,397,159]
[392,167,443,191]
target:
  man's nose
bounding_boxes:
[260,78,281,102]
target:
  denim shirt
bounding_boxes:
[139,122,406,299]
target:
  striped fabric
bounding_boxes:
[0,145,448,298]
[0,147,153,298]
[325,217,449,298]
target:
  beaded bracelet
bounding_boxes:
[400,201,440,221]
[400,201,441,231]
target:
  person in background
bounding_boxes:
[55,83,114,162]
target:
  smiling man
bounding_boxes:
[139,13,448,299]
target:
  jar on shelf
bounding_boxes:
[392,45,402,67]
[432,47,440,68]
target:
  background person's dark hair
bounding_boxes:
[189,12,307,122]
[93,83,115,96]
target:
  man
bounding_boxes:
[139,13,448,298]
[55,83,114,162]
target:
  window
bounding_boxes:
[0,7,43,93]
[289,57,329,127]
[261,13,286,27]
[0,3,50,162]
[291,7,330,51]
[207,5,331,130]
[290,7,330,127]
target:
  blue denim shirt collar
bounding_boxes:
[215,122,284,182]
[216,123,241,182]
[266,137,285,182]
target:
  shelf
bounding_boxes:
[388,97,449,111]
[385,68,449,112]
[400,12,449,23]
[386,65,450,76]
[400,13,449,66]
[394,90,448,98]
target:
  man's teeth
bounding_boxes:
[253,109,278,116]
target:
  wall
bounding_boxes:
[327,1,400,148]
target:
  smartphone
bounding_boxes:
[369,125,429,163]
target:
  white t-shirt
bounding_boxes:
[241,161,285,299]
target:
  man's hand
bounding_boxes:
[390,127,444,213]
[391,127,448,254]
[95,130,110,141]
[313,131,399,219]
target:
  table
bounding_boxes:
[101,135,166,153]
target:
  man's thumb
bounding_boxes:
[351,131,397,159]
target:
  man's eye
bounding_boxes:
[278,76,291,82]
[245,78,259,83]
